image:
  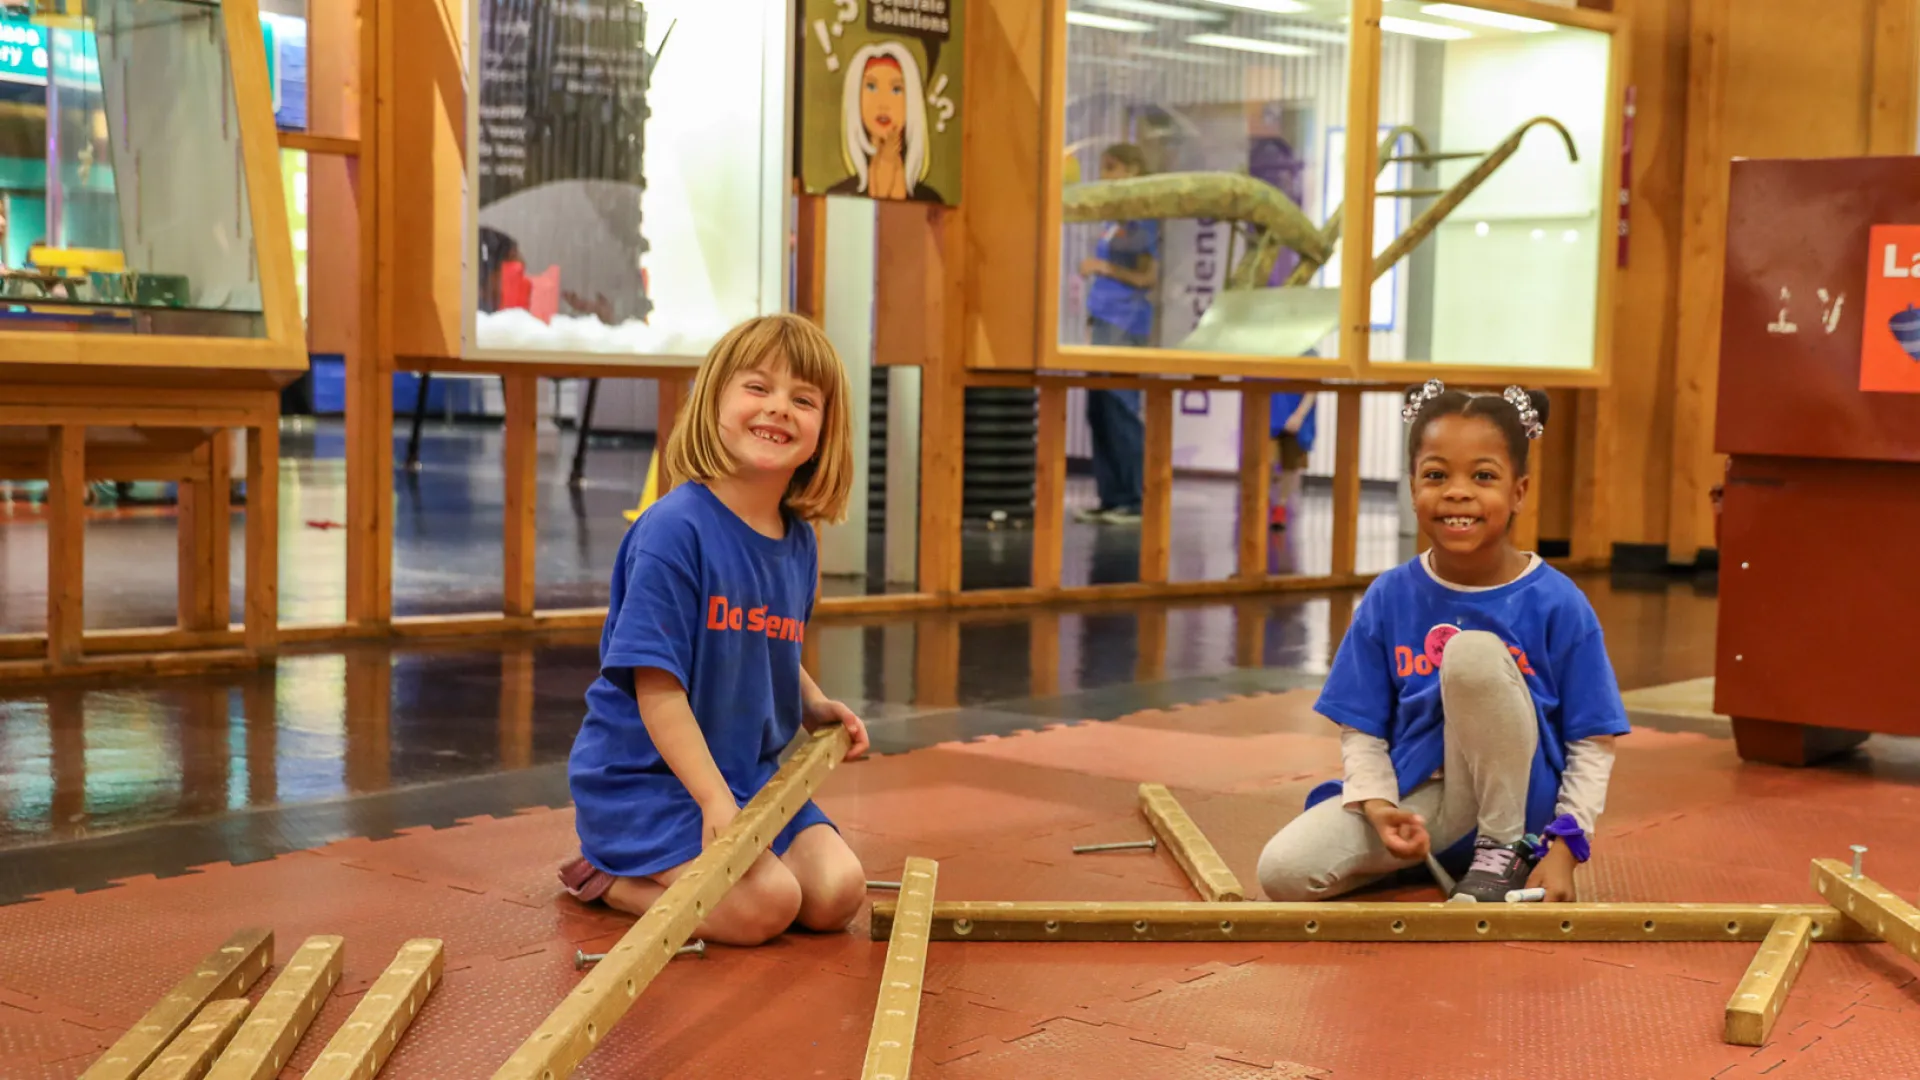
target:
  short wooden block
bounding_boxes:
[1724,914,1814,1046]
[492,725,854,1080]
[870,901,1873,944]
[1810,858,1920,964]
[207,935,345,1080]
[863,857,938,1079]
[137,999,251,1080]
[1137,783,1246,902]
[304,939,444,1080]
[81,928,274,1080]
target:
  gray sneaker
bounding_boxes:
[1451,837,1538,902]
[1100,507,1142,524]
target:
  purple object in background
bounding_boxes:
[1248,135,1304,285]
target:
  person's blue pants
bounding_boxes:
[1085,319,1146,512]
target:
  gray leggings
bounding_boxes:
[1258,631,1539,901]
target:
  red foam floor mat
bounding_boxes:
[6,692,1920,1078]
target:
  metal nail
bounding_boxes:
[1072,838,1159,854]
[575,940,706,970]
[866,880,902,891]
[1851,845,1868,879]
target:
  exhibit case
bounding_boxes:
[462,0,794,365]
[1038,0,1623,385]
[0,0,302,369]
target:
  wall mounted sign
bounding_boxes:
[796,0,963,206]
[1860,224,1920,393]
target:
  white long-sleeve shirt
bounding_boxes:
[1338,726,1617,837]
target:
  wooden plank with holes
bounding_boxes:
[1810,858,1920,963]
[1031,384,1066,591]
[1724,914,1813,1046]
[206,936,345,1080]
[869,902,1871,944]
[492,726,853,1080]
[1238,392,1273,578]
[304,939,443,1080]
[47,425,86,665]
[1140,389,1173,584]
[862,857,939,1079]
[138,998,251,1080]
[1137,784,1246,902]
[80,928,274,1080]
[244,422,280,655]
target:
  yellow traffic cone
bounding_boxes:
[623,452,661,523]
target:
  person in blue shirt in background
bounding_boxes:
[1268,392,1317,530]
[1076,143,1158,525]
[559,314,872,946]
[1257,382,1630,904]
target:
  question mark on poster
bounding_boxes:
[833,0,858,34]
[927,72,954,133]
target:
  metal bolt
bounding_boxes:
[1851,845,1868,879]
[866,880,902,891]
[575,941,705,970]
[1072,838,1159,854]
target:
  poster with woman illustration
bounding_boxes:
[796,0,963,207]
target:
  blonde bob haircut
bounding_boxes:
[664,313,856,525]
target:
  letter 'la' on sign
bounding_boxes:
[1862,224,1920,393]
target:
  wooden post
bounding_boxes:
[861,857,938,1079]
[1238,392,1273,579]
[178,435,233,632]
[1031,384,1067,592]
[1136,607,1167,683]
[1724,914,1813,1046]
[206,936,344,1080]
[503,376,539,619]
[794,192,828,324]
[47,425,86,666]
[499,646,535,770]
[1870,0,1920,155]
[1810,857,1920,963]
[1140,389,1173,585]
[304,940,442,1080]
[347,0,395,625]
[140,999,251,1080]
[1330,390,1364,578]
[79,928,274,1080]
[1571,389,1611,562]
[917,210,965,596]
[245,420,280,656]
[1029,612,1060,697]
[1234,600,1265,669]
[1138,783,1246,902]
[655,376,691,495]
[1513,420,1544,554]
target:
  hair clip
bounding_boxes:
[1401,379,1446,424]
[1503,386,1545,440]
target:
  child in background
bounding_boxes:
[1268,392,1317,530]
[560,314,872,946]
[1258,382,1630,904]
[1076,143,1158,524]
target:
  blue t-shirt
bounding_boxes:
[1269,392,1318,453]
[1087,219,1160,339]
[1313,557,1630,845]
[569,482,822,878]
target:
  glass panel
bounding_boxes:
[1372,4,1610,371]
[1058,1,1352,360]
[470,0,786,360]
[0,0,271,337]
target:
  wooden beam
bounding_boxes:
[47,425,86,666]
[917,224,965,595]
[862,857,938,1079]
[278,132,361,157]
[1238,392,1273,578]
[1330,390,1364,577]
[1140,389,1173,585]
[178,438,232,633]
[304,939,442,1080]
[499,647,535,770]
[794,193,828,325]
[1870,0,1920,155]
[655,376,691,494]
[503,376,539,618]
[80,928,274,1080]
[1570,389,1610,562]
[347,0,395,625]
[1513,420,1544,553]
[244,422,280,657]
[1724,914,1813,1047]
[206,936,344,1080]
[1138,783,1245,902]
[1810,858,1920,964]
[140,999,251,1080]
[492,727,853,1080]
[869,901,1872,944]
[1031,384,1066,591]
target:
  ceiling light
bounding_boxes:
[1186,32,1316,55]
[1420,3,1555,32]
[1474,221,1489,237]
[1266,24,1351,44]
[1088,0,1225,20]
[1199,0,1312,14]
[1067,11,1154,31]
[1378,15,1472,39]
[1130,44,1231,64]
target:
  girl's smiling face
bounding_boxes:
[860,59,906,140]
[1410,413,1528,558]
[716,354,825,481]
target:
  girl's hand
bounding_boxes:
[1527,843,1579,902]
[803,697,871,761]
[1361,800,1430,860]
[1079,256,1107,278]
[699,798,739,850]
